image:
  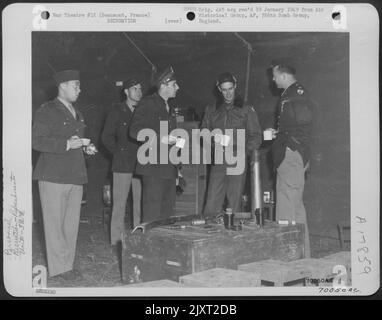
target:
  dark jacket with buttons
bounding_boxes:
[271,82,314,169]
[129,93,177,179]
[101,102,139,173]
[32,98,87,184]
[201,99,262,164]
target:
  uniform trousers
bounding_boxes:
[110,172,142,245]
[141,176,176,223]
[276,148,311,258]
[38,181,83,277]
[203,164,245,217]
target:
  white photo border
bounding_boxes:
[2,3,380,297]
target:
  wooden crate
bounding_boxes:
[322,251,351,286]
[238,259,311,286]
[286,258,338,287]
[322,251,351,269]
[122,279,184,287]
[179,268,261,287]
[122,222,304,283]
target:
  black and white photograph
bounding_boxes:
[2,3,379,297]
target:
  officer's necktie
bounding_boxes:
[68,103,76,119]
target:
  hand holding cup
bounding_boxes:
[161,135,177,145]
[263,128,278,141]
[175,137,186,149]
[214,133,230,146]
[68,135,83,149]
[84,143,98,155]
[80,138,90,146]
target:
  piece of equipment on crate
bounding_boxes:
[131,214,208,234]
[251,149,264,227]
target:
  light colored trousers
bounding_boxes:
[110,172,142,245]
[38,181,83,277]
[276,148,311,258]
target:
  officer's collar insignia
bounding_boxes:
[297,88,304,95]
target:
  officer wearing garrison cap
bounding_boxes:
[201,72,262,217]
[129,67,180,223]
[33,70,96,280]
[101,78,143,245]
[269,59,315,257]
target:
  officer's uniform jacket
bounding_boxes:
[272,82,314,169]
[32,98,88,185]
[101,102,139,173]
[129,93,178,179]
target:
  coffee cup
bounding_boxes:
[214,133,222,144]
[80,138,91,146]
[221,134,230,147]
[161,135,177,145]
[263,129,275,141]
[176,137,186,149]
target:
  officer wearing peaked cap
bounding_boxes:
[102,77,143,245]
[201,72,262,217]
[33,69,96,280]
[269,59,315,257]
[153,66,177,88]
[129,66,180,223]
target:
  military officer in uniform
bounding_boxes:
[269,59,314,258]
[33,70,96,280]
[101,78,142,245]
[201,72,262,217]
[129,67,179,223]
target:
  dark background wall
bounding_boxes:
[32,32,349,241]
